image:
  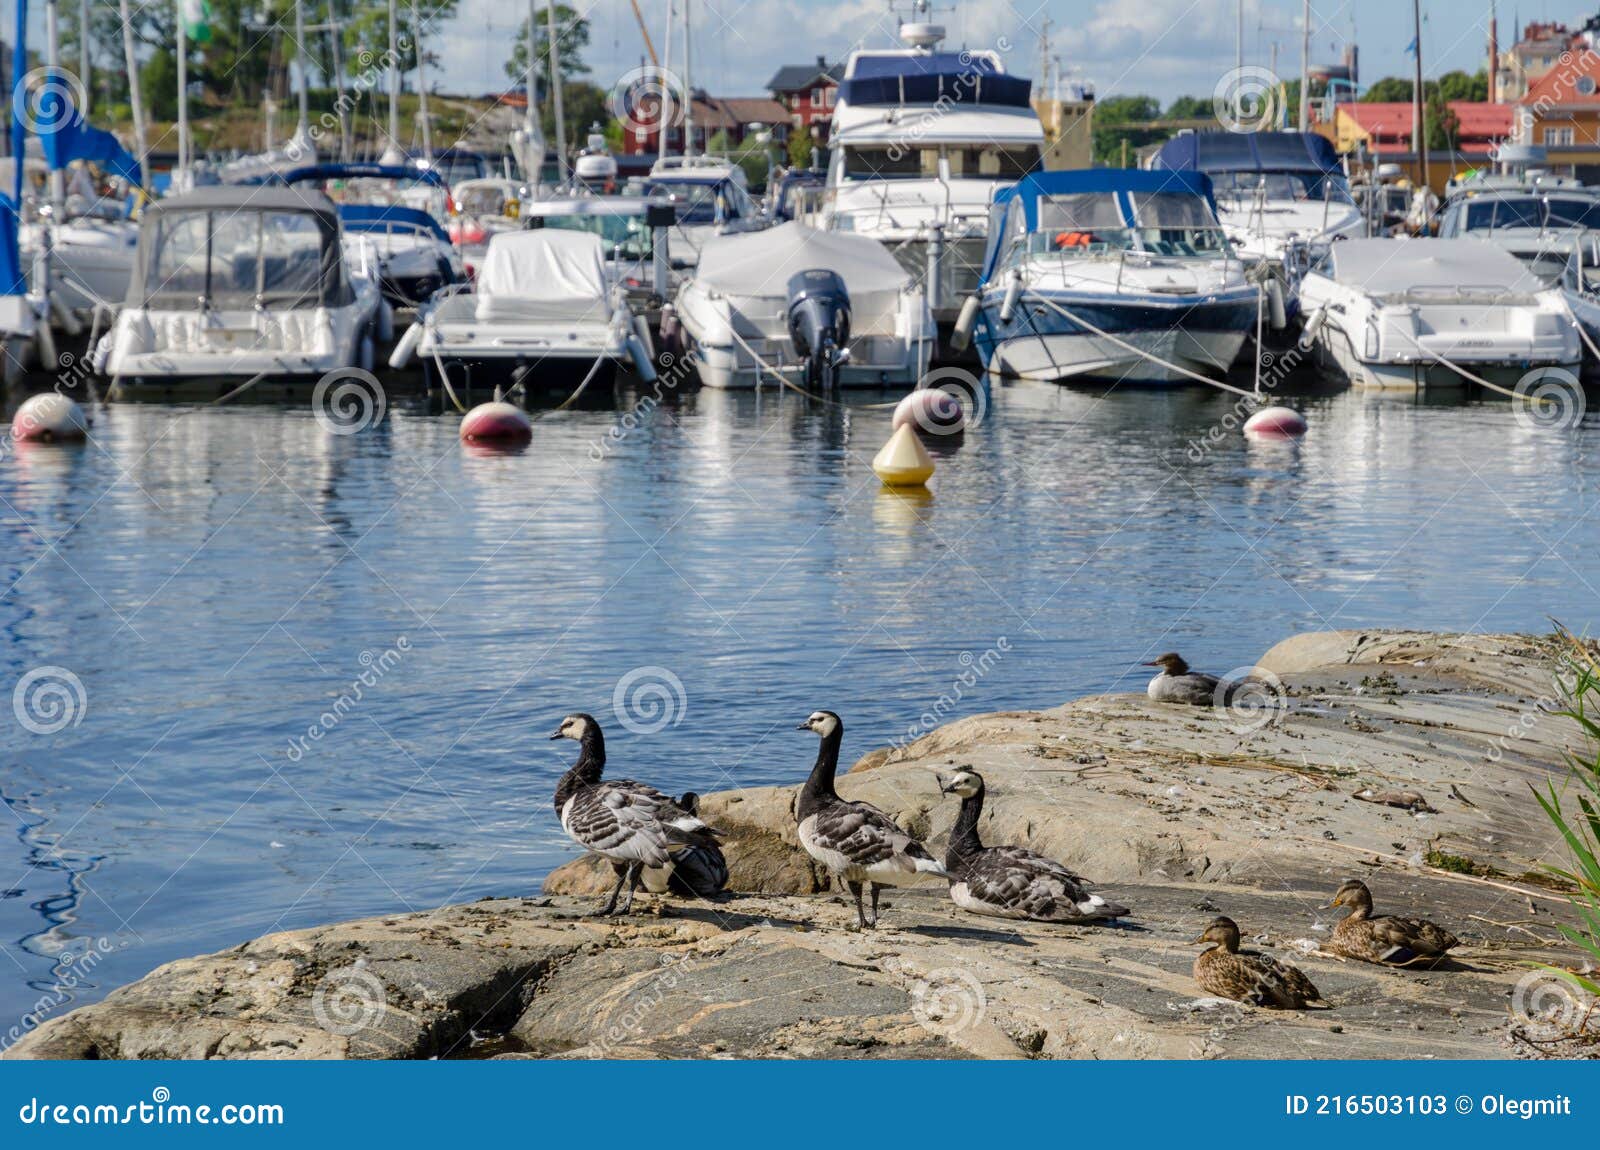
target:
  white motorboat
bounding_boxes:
[675,221,935,390]
[964,170,1259,385]
[817,8,1044,322]
[1296,238,1582,390]
[100,186,384,387]
[521,196,678,310]
[390,229,654,389]
[1150,131,1365,268]
[641,156,766,269]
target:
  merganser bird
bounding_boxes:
[937,767,1130,923]
[1324,880,1458,966]
[1192,916,1325,1009]
[794,710,946,930]
[550,713,723,916]
[640,792,729,898]
[1143,652,1238,705]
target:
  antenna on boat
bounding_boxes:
[894,0,949,51]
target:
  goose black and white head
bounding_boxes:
[796,710,843,738]
[550,712,601,743]
[937,766,984,799]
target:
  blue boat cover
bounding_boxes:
[281,162,448,189]
[1151,131,1341,175]
[337,203,451,243]
[0,195,23,296]
[37,116,142,186]
[839,51,1032,108]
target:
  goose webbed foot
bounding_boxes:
[848,880,872,930]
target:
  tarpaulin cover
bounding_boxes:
[839,51,1032,108]
[1151,131,1341,175]
[475,229,608,322]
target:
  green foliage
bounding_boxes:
[787,130,814,170]
[1359,70,1489,105]
[1092,94,1164,167]
[503,3,592,82]
[1535,627,1600,1002]
[1423,87,1459,152]
[1362,76,1415,102]
[1164,95,1210,120]
[141,47,179,123]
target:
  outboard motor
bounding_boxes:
[786,269,851,391]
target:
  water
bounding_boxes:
[1,376,1597,1024]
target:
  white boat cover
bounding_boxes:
[475,229,609,322]
[1327,238,1548,296]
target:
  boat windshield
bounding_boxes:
[1031,192,1134,253]
[537,212,652,260]
[842,145,1038,181]
[1210,170,1354,205]
[1460,197,1545,231]
[643,180,724,225]
[149,208,334,305]
[1020,191,1229,258]
[456,185,513,216]
[428,153,489,183]
[1129,192,1230,255]
[1543,197,1600,230]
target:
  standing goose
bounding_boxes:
[937,767,1130,923]
[550,713,722,916]
[640,792,730,899]
[1143,653,1238,706]
[1192,916,1325,1009]
[794,710,946,930]
[1324,879,1459,966]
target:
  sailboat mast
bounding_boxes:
[78,0,89,113]
[682,0,694,157]
[293,0,310,148]
[384,0,402,161]
[45,0,64,210]
[117,0,148,187]
[1412,0,1427,191]
[413,0,431,160]
[177,6,189,175]
[547,0,567,182]
[658,0,673,162]
[1298,0,1310,131]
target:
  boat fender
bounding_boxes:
[628,335,658,383]
[632,312,656,364]
[893,388,965,435]
[658,304,682,357]
[389,322,424,370]
[1266,280,1287,330]
[11,392,89,442]
[1298,306,1328,351]
[377,300,395,343]
[999,271,1023,325]
[48,295,83,336]
[950,294,981,352]
[36,315,57,368]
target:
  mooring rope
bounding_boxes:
[726,326,908,409]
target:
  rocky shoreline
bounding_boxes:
[7,630,1593,1060]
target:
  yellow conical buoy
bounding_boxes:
[872,423,935,487]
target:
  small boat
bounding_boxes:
[99,185,385,387]
[962,169,1258,385]
[446,177,529,274]
[282,163,465,315]
[641,156,766,268]
[390,229,654,390]
[1151,131,1365,268]
[1296,237,1583,390]
[675,221,935,390]
[521,195,678,310]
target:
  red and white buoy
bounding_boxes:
[892,388,966,435]
[10,393,88,443]
[1243,405,1308,439]
[460,399,532,444]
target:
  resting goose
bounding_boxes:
[1143,653,1238,706]
[1324,879,1458,966]
[549,713,722,916]
[794,710,945,930]
[1192,916,1325,1008]
[640,792,730,898]
[938,767,1129,923]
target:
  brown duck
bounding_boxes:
[1324,880,1458,966]
[1192,916,1326,1008]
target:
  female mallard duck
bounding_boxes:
[937,767,1129,923]
[550,713,723,916]
[1192,916,1325,1009]
[1324,879,1458,966]
[795,710,946,930]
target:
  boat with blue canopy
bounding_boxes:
[962,169,1258,385]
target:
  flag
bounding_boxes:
[181,0,212,43]
[1405,37,1418,56]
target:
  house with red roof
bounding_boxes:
[1330,101,1516,162]
[1515,41,1600,180]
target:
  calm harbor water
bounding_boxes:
[1,374,1597,1024]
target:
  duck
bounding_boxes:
[937,767,1129,923]
[1143,653,1237,705]
[1323,879,1459,966]
[549,713,723,916]
[640,792,729,899]
[1192,916,1326,1008]
[794,710,946,930]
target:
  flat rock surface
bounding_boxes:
[9,630,1593,1060]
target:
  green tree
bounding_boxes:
[1164,95,1210,120]
[503,3,593,82]
[1091,95,1163,167]
[788,130,815,169]
[1361,76,1414,102]
[1424,88,1460,151]
[1436,69,1489,102]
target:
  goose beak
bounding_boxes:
[548,727,565,740]
[795,721,812,730]
[935,774,953,794]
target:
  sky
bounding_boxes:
[423,0,1596,104]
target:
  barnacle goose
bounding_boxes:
[794,710,945,930]
[550,713,722,916]
[640,792,730,898]
[937,767,1130,923]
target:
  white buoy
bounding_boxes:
[1244,406,1308,439]
[893,389,965,435]
[872,424,935,487]
[11,393,88,442]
